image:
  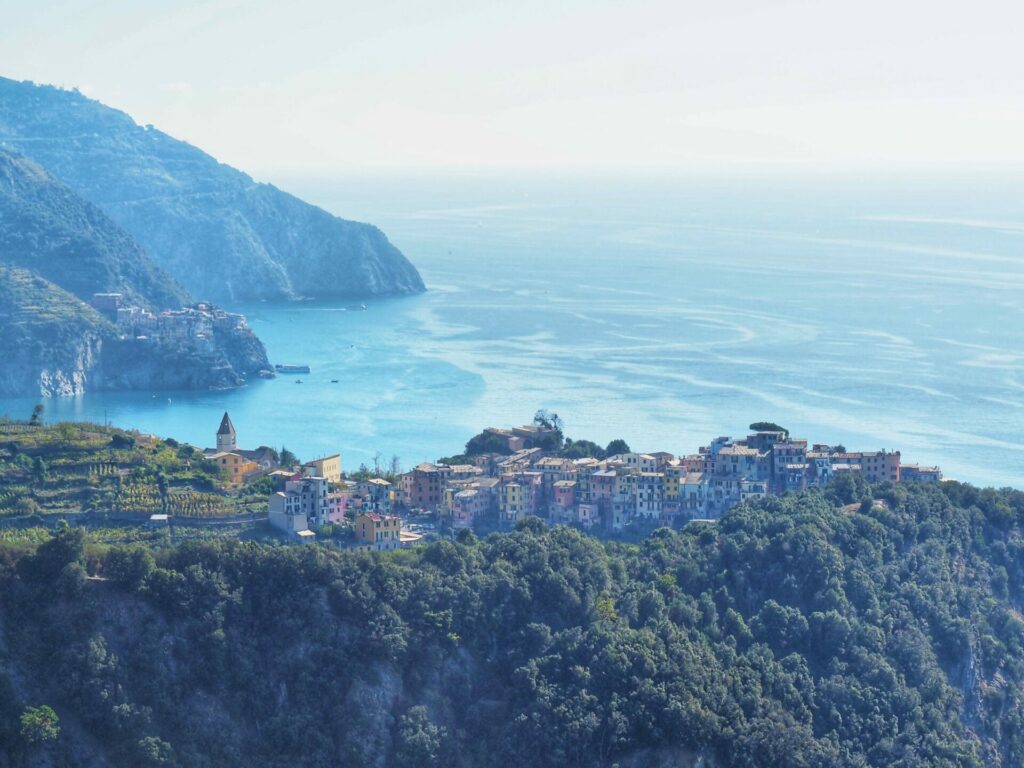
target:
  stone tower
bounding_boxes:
[217,411,237,452]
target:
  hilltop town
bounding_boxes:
[210,412,942,547]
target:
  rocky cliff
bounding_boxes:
[96,339,247,392]
[0,77,426,303]
[0,265,111,397]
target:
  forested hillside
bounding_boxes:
[2,479,1024,767]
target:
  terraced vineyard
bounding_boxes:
[166,489,236,518]
[0,418,250,520]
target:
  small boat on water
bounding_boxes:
[276,364,311,374]
[345,304,367,311]
[295,379,303,384]
[330,379,339,383]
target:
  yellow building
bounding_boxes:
[664,464,683,501]
[615,468,638,498]
[354,512,401,552]
[302,454,342,484]
[501,481,526,523]
[208,451,259,486]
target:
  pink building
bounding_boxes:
[401,463,449,510]
[327,490,352,524]
[550,480,577,523]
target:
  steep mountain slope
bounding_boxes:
[0,149,187,309]
[0,77,426,302]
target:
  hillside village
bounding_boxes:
[91,292,273,375]
[206,413,943,547]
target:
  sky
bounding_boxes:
[2,0,1023,176]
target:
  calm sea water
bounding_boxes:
[3,175,1023,487]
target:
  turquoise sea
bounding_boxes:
[3,175,1023,486]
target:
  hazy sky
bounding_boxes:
[3,0,1022,175]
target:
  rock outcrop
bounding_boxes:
[0,265,111,396]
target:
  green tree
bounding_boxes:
[749,421,788,436]
[29,403,44,426]
[31,456,47,489]
[394,706,447,768]
[134,736,174,766]
[532,409,564,449]
[605,438,631,456]
[19,705,59,745]
[110,433,135,450]
[20,526,86,582]
[561,439,606,459]
[464,431,512,456]
[15,496,40,516]
[104,546,156,590]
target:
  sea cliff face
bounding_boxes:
[96,339,249,392]
[4,332,107,398]
[0,265,111,397]
[0,77,426,303]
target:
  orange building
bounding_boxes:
[208,451,259,485]
[354,512,402,552]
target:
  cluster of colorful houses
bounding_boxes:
[91,293,261,361]
[399,426,943,533]
[202,413,943,547]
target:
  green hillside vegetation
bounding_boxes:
[1,478,1023,767]
[0,417,248,521]
[0,149,187,309]
[0,264,110,332]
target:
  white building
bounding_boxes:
[269,491,314,541]
[635,472,665,518]
[269,476,330,532]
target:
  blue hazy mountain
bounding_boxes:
[0,77,426,303]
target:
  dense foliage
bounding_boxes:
[749,422,788,436]
[2,480,1024,767]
